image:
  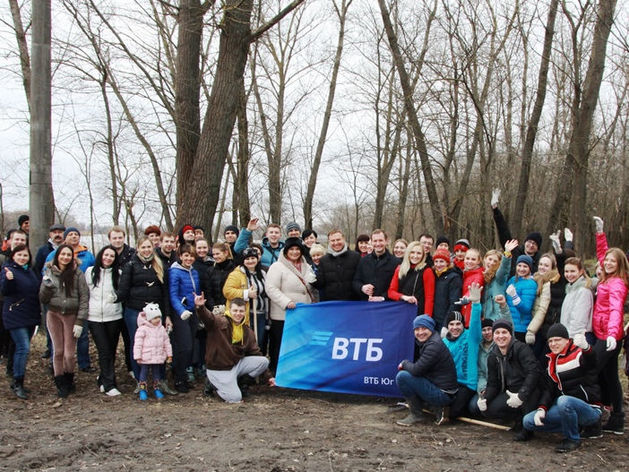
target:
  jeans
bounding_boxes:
[9,326,35,378]
[89,319,122,392]
[396,371,455,407]
[123,307,141,379]
[138,364,163,384]
[76,324,91,369]
[523,396,602,441]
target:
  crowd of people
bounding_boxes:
[0,188,627,453]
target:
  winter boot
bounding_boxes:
[396,396,425,426]
[54,375,69,398]
[138,382,148,401]
[65,372,76,394]
[153,381,164,400]
[11,377,28,400]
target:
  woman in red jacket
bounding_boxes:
[461,248,484,327]
[388,241,435,315]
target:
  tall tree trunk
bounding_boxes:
[377,0,444,235]
[235,77,251,227]
[174,0,204,229]
[511,0,558,237]
[29,0,54,251]
[9,0,31,112]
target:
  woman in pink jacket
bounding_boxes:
[592,216,629,434]
[134,303,173,401]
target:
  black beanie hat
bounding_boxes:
[492,318,513,334]
[525,232,542,248]
[546,323,569,340]
[224,225,239,236]
[436,235,450,247]
[445,311,464,325]
[481,318,494,329]
[283,237,304,256]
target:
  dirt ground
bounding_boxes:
[1,334,628,472]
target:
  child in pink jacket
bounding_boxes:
[592,217,629,434]
[134,303,173,400]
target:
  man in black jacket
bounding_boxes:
[395,315,458,426]
[352,229,398,300]
[313,230,360,301]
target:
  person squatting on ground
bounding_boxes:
[195,294,275,403]
[395,314,458,426]
[133,303,173,401]
[522,323,602,453]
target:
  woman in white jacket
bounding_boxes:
[85,245,123,396]
[560,257,594,343]
[266,237,316,373]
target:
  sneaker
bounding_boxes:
[602,414,624,435]
[434,407,449,425]
[139,389,148,401]
[387,402,408,413]
[154,389,164,400]
[80,366,96,373]
[133,382,141,394]
[128,371,136,380]
[581,421,603,439]
[186,367,195,384]
[105,388,122,397]
[396,412,424,426]
[555,439,580,453]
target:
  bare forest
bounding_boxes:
[1,0,628,255]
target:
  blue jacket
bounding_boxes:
[1,260,41,330]
[234,229,284,267]
[506,275,537,333]
[45,245,95,274]
[482,254,511,321]
[168,262,200,318]
[443,301,482,391]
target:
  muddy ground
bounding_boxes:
[0,334,627,472]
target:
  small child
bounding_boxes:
[133,303,173,400]
[195,294,275,403]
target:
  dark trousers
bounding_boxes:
[120,320,133,372]
[449,385,476,418]
[594,338,623,413]
[268,319,284,374]
[172,313,196,383]
[89,319,122,392]
[483,390,541,426]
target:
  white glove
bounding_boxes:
[564,228,573,242]
[491,189,501,209]
[573,333,589,350]
[593,216,604,233]
[477,397,487,412]
[73,325,83,339]
[534,409,546,426]
[549,230,561,254]
[606,336,617,352]
[468,283,482,303]
[440,327,448,339]
[506,285,520,305]
[180,310,192,321]
[525,331,535,345]
[506,390,523,408]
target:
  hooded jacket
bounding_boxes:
[117,254,169,313]
[266,252,315,321]
[483,253,511,321]
[168,262,200,318]
[485,338,540,403]
[560,276,593,337]
[505,275,537,333]
[133,312,172,364]
[443,302,482,391]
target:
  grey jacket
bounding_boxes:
[40,262,89,323]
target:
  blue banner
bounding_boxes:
[275,301,416,397]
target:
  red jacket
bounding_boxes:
[388,264,435,316]
[461,267,484,326]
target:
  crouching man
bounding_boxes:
[195,293,275,403]
[395,314,458,426]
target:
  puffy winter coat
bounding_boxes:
[40,262,89,322]
[461,267,484,326]
[117,255,169,313]
[1,260,41,330]
[206,259,235,307]
[433,266,462,329]
[505,275,537,334]
[133,313,172,364]
[400,330,458,392]
[592,233,628,341]
[313,245,361,301]
[168,262,201,318]
[223,265,267,324]
[85,266,123,323]
[266,252,316,321]
[485,339,540,403]
[560,275,593,337]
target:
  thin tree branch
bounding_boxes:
[249,0,305,42]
